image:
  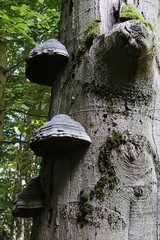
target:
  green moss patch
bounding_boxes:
[120,5,154,31]
[77,191,93,228]
[107,131,126,148]
[84,20,100,49]
[98,131,125,174]
[90,132,124,201]
[90,176,108,200]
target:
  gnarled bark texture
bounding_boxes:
[31,0,160,239]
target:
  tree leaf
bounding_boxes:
[0,198,11,209]
[38,0,44,4]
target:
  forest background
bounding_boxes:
[0,0,61,239]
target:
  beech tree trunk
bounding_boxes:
[31,0,160,239]
[0,43,7,153]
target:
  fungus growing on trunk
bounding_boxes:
[30,114,91,157]
[12,177,43,218]
[25,39,69,86]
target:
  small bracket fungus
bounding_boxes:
[12,177,43,218]
[25,39,69,86]
[30,114,91,157]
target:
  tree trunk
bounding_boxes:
[16,218,25,240]
[31,0,160,239]
[0,43,7,153]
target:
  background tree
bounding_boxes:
[30,0,160,239]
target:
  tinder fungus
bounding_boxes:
[12,177,43,218]
[25,39,69,86]
[30,114,91,157]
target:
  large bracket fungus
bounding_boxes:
[12,177,43,218]
[30,114,91,157]
[25,39,69,86]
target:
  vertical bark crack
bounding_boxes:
[151,84,159,240]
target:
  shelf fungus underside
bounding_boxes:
[30,114,91,157]
[12,177,43,218]
[25,39,69,86]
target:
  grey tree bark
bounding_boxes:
[31,0,160,239]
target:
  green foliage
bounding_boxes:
[0,72,49,237]
[120,5,154,31]
[0,0,60,44]
[0,0,61,238]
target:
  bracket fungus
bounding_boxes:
[12,177,43,218]
[30,114,91,157]
[25,39,69,86]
